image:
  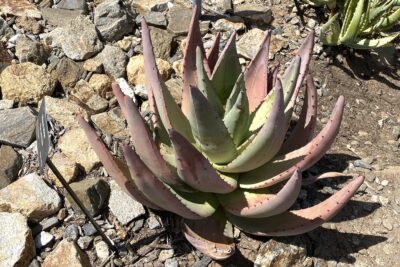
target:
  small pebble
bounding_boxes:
[64,224,79,241]
[34,231,54,249]
[78,236,93,250]
[82,223,97,236]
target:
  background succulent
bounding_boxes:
[320,0,400,48]
[78,6,364,260]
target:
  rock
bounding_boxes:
[165,258,179,267]
[51,57,84,90]
[41,7,83,27]
[165,78,183,105]
[353,160,372,170]
[94,0,133,42]
[0,173,61,222]
[83,58,103,73]
[64,224,80,241]
[48,152,78,187]
[15,16,42,34]
[59,16,103,60]
[158,249,174,262]
[214,17,245,32]
[0,212,35,267]
[72,80,109,113]
[95,241,109,262]
[143,11,167,27]
[58,128,100,172]
[127,55,171,85]
[88,74,112,98]
[91,108,128,139]
[0,107,36,147]
[82,223,97,236]
[15,35,49,65]
[0,17,14,40]
[94,45,127,78]
[0,0,41,18]
[131,0,170,12]
[34,231,54,249]
[115,36,133,51]
[108,180,146,225]
[32,216,59,236]
[209,0,232,13]
[234,4,273,25]
[172,58,183,75]
[237,28,265,59]
[0,146,22,189]
[167,5,192,35]
[42,240,91,267]
[56,0,88,11]
[255,239,308,267]
[68,178,110,216]
[149,26,173,60]
[147,215,161,229]
[0,62,56,105]
[77,236,93,250]
[0,100,13,110]
[43,96,88,129]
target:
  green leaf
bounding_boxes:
[349,33,399,49]
[321,13,341,45]
[339,0,365,44]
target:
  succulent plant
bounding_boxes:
[320,0,400,48]
[78,6,364,260]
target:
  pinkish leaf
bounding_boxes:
[244,30,271,112]
[227,175,364,236]
[206,32,221,73]
[239,95,345,189]
[302,172,356,186]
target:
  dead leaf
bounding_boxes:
[0,0,41,18]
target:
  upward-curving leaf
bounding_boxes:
[206,32,221,74]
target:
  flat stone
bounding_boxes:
[91,108,128,139]
[0,100,13,110]
[15,16,42,34]
[42,240,91,267]
[32,216,59,236]
[94,0,133,42]
[41,7,83,27]
[58,128,100,172]
[50,57,84,90]
[15,35,50,65]
[143,11,167,27]
[234,4,273,25]
[0,62,56,105]
[94,45,127,78]
[34,231,54,249]
[0,173,61,222]
[68,177,110,216]
[43,96,88,129]
[167,5,192,36]
[127,55,171,85]
[0,0,41,18]
[56,0,88,11]
[0,107,36,147]
[108,180,145,225]
[48,152,78,187]
[0,146,22,189]
[149,26,173,60]
[0,212,35,267]
[214,17,245,32]
[237,28,265,59]
[88,74,112,98]
[131,0,170,13]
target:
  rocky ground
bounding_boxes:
[0,0,399,266]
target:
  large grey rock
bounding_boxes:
[0,107,36,147]
[94,0,133,42]
[57,16,103,60]
[108,180,145,225]
[68,178,110,216]
[0,62,56,105]
[50,57,84,90]
[0,146,22,189]
[94,45,127,78]
[0,173,62,222]
[0,212,35,267]
[149,26,173,60]
[41,7,84,27]
[15,35,49,65]
[42,240,91,267]
[234,4,273,25]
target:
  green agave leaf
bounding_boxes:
[348,33,399,49]
[183,209,235,260]
[378,8,400,30]
[281,56,301,110]
[339,0,365,44]
[123,145,218,220]
[223,73,249,145]
[142,19,195,143]
[169,129,237,193]
[320,13,341,46]
[187,86,237,164]
[215,79,285,173]
[244,30,271,112]
[206,32,221,74]
[77,116,161,210]
[248,90,274,133]
[196,47,224,116]
[211,32,242,105]
[226,176,364,236]
[219,170,301,218]
[239,96,345,189]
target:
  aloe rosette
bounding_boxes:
[78,6,364,259]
